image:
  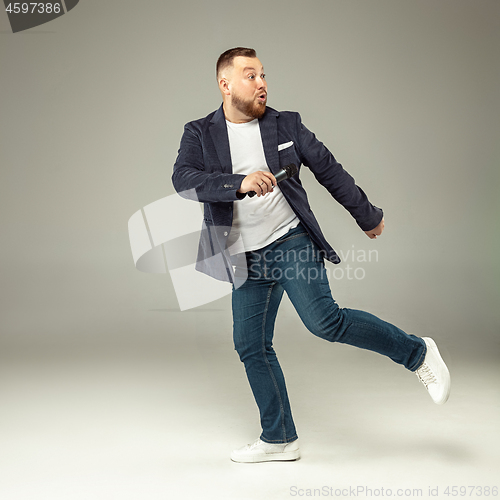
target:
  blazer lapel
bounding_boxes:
[209,104,233,174]
[259,107,280,175]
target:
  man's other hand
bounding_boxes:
[237,171,276,197]
[364,218,385,239]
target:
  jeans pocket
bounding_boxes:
[305,236,326,267]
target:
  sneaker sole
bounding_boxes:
[230,449,300,463]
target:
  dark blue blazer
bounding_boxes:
[172,104,383,283]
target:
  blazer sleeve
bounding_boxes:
[171,123,247,203]
[294,113,383,232]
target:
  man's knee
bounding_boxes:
[304,306,348,342]
[233,337,275,364]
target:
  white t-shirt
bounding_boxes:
[225,119,299,254]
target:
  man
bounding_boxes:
[172,47,450,463]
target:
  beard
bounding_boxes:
[231,92,267,119]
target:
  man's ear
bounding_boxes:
[219,78,230,96]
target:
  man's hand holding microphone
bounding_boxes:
[237,171,276,197]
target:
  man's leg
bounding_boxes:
[269,228,449,404]
[232,253,298,445]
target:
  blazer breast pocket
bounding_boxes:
[277,141,300,169]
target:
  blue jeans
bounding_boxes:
[231,223,426,444]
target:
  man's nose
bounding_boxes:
[256,76,266,88]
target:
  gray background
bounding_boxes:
[1,1,499,499]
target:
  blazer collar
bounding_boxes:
[209,104,281,175]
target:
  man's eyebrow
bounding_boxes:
[242,67,264,72]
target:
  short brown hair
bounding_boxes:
[216,47,257,80]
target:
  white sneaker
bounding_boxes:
[415,337,451,404]
[230,438,300,463]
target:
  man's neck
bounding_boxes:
[222,102,254,124]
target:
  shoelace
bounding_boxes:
[247,439,263,450]
[415,363,437,388]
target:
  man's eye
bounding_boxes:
[261,74,266,79]
[248,75,255,79]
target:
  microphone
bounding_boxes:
[247,163,298,198]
